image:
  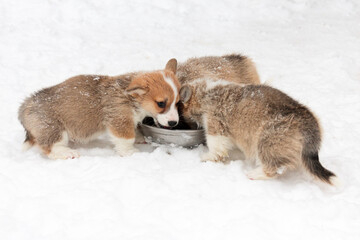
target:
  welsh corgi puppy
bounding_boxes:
[179,79,337,185]
[177,54,260,85]
[18,59,180,159]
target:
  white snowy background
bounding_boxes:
[1,0,360,239]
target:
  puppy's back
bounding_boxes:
[177,54,260,85]
[18,75,107,143]
[230,85,335,183]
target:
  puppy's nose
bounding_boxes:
[168,121,178,127]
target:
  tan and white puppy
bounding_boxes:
[18,59,180,159]
[179,79,337,185]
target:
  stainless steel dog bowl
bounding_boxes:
[140,124,206,147]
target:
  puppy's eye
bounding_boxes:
[156,101,166,108]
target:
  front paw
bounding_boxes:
[110,136,139,157]
[115,146,139,157]
[135,129,146,144]
[201,152,227,163]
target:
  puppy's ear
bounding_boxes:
[180,85,192,103]
[165,58,177,74]
[126,78,148,98]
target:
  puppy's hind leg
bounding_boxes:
[47,131,80,160]
[22,130,35,151]
[247,134,299,180]
[247,164,280,180]
[20,104,79,159]
[247,166,272,180]
[246,147,293,180]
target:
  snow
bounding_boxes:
[1,0,360,239]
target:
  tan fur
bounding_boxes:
[18,53,259,159]
[18,60,180,158]
[128,71,180,114]
[177,54,260,85]
[180,79,336,184]
[174,53,260,129]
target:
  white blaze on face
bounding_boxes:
[156,72,179,127]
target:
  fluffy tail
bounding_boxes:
[297,106,337,185]
[302,151,336,185]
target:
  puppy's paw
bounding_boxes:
[246,167,271,180]
[200,153,215,162]
[201,152,227,163]
[116,147,139,157]
[135,131,146,144]
[48,146,80,160]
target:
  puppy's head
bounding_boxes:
[126,59,180,127]
[178,84,202,125]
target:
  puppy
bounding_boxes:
[177,54,260,85]
[179,79,337,185]
[167,54,260,129]
[18,59,180,159]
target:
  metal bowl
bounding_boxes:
[140,123,206,148]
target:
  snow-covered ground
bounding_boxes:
[1,0,360,239]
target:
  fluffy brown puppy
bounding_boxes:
[18,59,180,159]
[179,79,337,185]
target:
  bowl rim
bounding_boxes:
[140,123,205,134]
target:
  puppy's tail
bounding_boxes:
[302,150,337,185]
[22,130,35,151]
[301,125,337,185]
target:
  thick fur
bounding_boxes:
[177,54,260,85]
[174,53,260,129]
[18,53,259,159]
[18,60,180,159]
[179,79,336,185]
